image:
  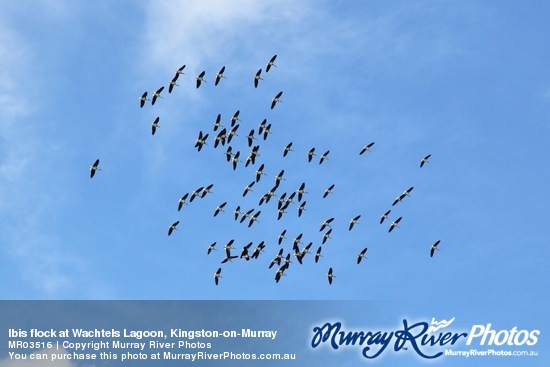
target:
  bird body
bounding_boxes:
[89,159,101,178]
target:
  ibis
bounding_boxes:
[327,267,335,285]
[298,201,306,217]
[214,267,222,285]
[177,193,189,211]
[248,210,261,227]
[231,151,241,170]
[283,142,293,157]
[247,129,256,147]
[388,216,402,233]
[168,74,179,93]
[195,131,209,151]
[151,116,160,135]
[253,68,263,88]
[263,123,272,140]
[322,229,333,244]
[207,242,217,255]
[240,209,255,223]
[89,159,101,178]
[214,128,227,148]
[357,247,368,264]
[420,154,431,168]
[231,110,241,127]
[266,54,277,72]
[278,229,287,245]
[215,66,226,86]
[255,164,266,182]
[319,218,334,231]
[360,142,375,155]
[228,124,239,143]
[258,119,267,135]
[251,242,265,259]
[430,240,441,257]
[151,86,164,105]
[314,246,323,263]
[201,183,214,198]
[233,206,241,221]
[214,202,227,217]
[196,70,206,88]
[307,148,316,162]
[349,215,361,231]
[319,150,330,165]
[296,182,307,201]
[225,146,233,162]
[323,184,335,198]
[271,91,283,109]
[168,221,180,236]
[189,186,204,202]
[380,210,391,224]
[269,249,284,269]
[139,92,149,108]
[243,181,255,197]
[213,114,222,131]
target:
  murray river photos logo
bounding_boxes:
[310,318,540,360]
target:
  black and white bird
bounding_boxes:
[196,70,206,88]
[307,148,316,162]
[89,159,101,178]
[139,92,149,108]
[168,221,180,236]
[214,267,222,285]
[319,218,334,232]
[360,142,375,155]
[298,201,307,217]
[214,202,227,217]
[215,66,226,86]
[420,154,431,168]
[231,110,241,127]
[357,247,368,264]
[151,116,160,135]
[380,210,391,224]
[242,181,255,197]
[177,193,189,211]
[253,68,263,88]
[388,217,403,233]
[213,114,222,131]
[322,229,333,244]
[207,242,217,255]
[266,54,277,72]
[255,164,266,182]
[327,267,335,285]
[349,215,361,231]
[247,129,256,147]
[278,230,287,245]
[314,246,323,263]
[271,91,283,109]
[151,86,164,105]
[319,150,330,165]
[195,131,209,151]
[231,151,241,170]
[168,74,179,93]
[430,240,441,257]
[323,184,335,198]
[283,142,293,157]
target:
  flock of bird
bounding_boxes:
[89,54,442,287]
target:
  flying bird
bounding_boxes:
[240,209,255,223]
[349,215,361,231]
[196,70,206,88]
[228,124,239,143]
[214,267,222,285]
[360,142,375,155]
[255,164,266,182]
[231,151,241,170]
[314,246,323,263]
[139,92,149,108]
[388,216,403,233]
[269,249,285,269]
[168,221,180,236]
[243,181,255,197]
[151,86,164,105]
[262,123,272,140]
[296,182,307,201]
[195,131,209,151]
[266,54,277,72]
[213,114,222,131]
[89,159,101,178]
[298,201,307,217]
[247,129,256,147]
[248,211,261,227]
[323,184,335,198]
[357,247,368,264]
[283,142,293,157]
[178,193,189,211]
[319,218,334,232]
[380,210,391,224]
[307,148,316,162]
[168,74,179,93]
[430,240,441,257]
[189,187,204,202]
[225,146,233,162]
[322,229,333,244]
[231,110,241,126]
[207,242,217,255]
[253,68,263,88]
[233,206,241,221]
[327,267,335,285]
[420,154,431,168]
[214,202,227,217]
[201,183,214,198]
[151,116,160,135]
[278,230,287,245]
[175,64,186,76]
[215,66,226,86]
[271,91,283,109]
[319,150,330,165]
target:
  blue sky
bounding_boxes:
[0,0,548,306]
